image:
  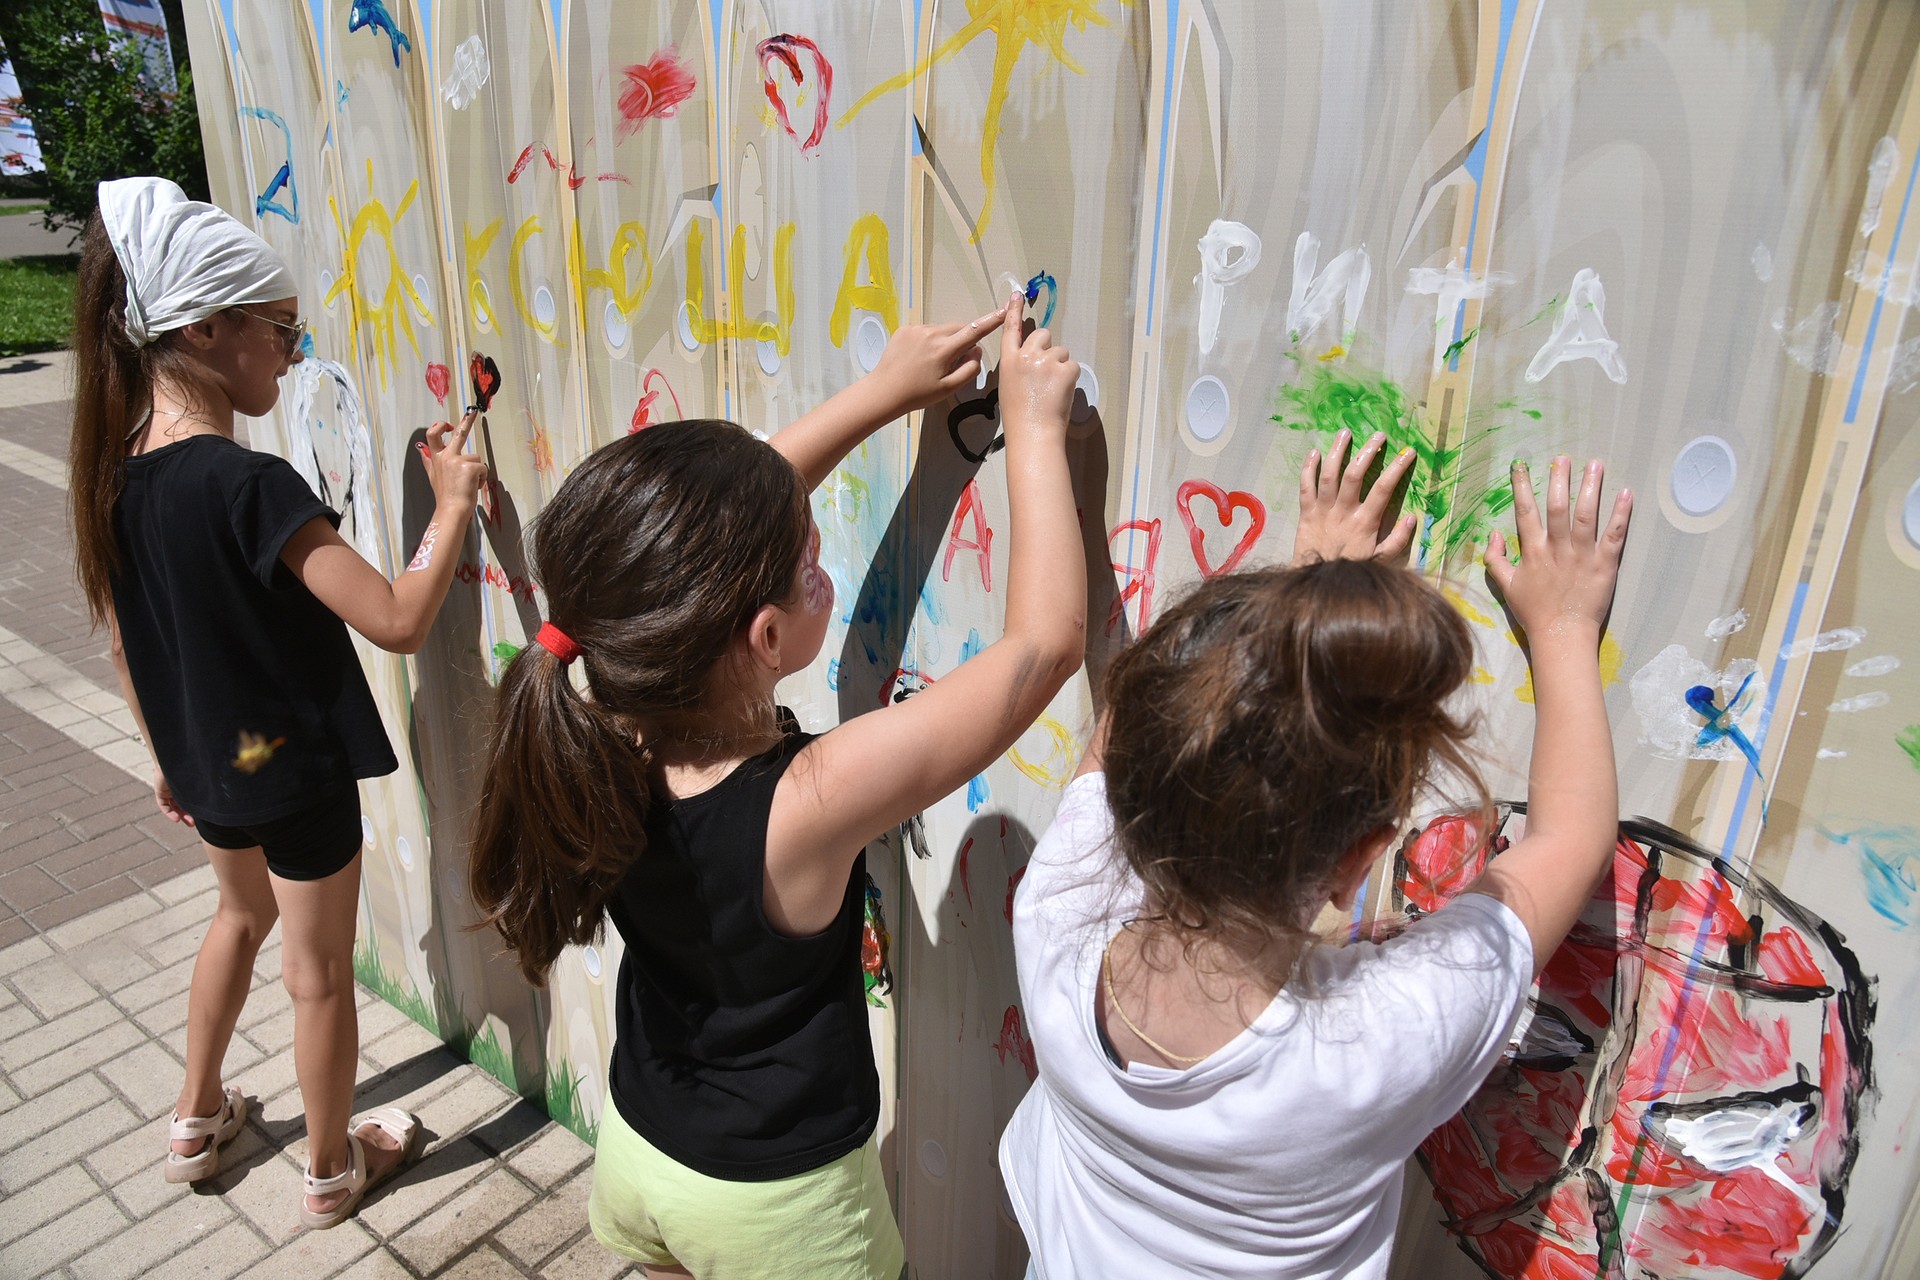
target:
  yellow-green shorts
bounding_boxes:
[588,1100,906,1280]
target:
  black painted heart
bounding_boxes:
[947,390,1003,464]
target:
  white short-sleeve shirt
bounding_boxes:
[999,773,1534,1279]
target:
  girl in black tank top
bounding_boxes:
[470,297,1089,1277]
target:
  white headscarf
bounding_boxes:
[98,176,299,348]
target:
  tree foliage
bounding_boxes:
[0,0,207,233]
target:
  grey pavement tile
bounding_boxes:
[230,1218,378,1280]
[114,889,218,953]
[99,1039,184,1119]
[84,1112,174,1187]
[0,1094,141,1194]
[413,1072,520,1156]
[130,986,190,1037]
[0,1195,131,1278]
[43,890,160,949]
[10,1017,144,1097]
[494,1165,593,1270]
[0,998,118,1072]
[113,952,198,1014]
[360,1018,446,1072]
[68,1185,235,1280]
[243,1006,298,1056]
[156,1218,272,1279]
[352,1136,492,1239]
[26,873,145,933]
[7,954,100,1019]
[64,934,159,993]
[216,1129,309,1247]
[235,978,294,1032]
[536,1232,639,1280]
[159,1021,265,1079]
[151,864,218,906]
[0,1071,109,1154]
[107,1154,196,1220]
[0,998,41,1041]
[228,1047,303,1118]
[334,1246,414,1279]
[388,1166,534,1276]
[0,1162,99,1246]
[440,1242,528,1279]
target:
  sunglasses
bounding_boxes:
[246,309,310,356]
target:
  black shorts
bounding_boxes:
[191,785,364,881]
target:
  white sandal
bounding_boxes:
[163,1086,248,1184]
[299,1107,419,1230]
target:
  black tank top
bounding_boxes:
[605,727,878,1181]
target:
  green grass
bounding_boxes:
[545,1059,600,1146]
[465,1021,520,1093]
[0,203,48,217]
[352,935,442,1035]
[0,254,76,356]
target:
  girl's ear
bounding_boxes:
[175,313,225,353]
[1327,825,1398,911]
[743,602,785,675]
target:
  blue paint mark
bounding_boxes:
[967,774,990,813]
[1722,579,1808,856]
[1347,876,1369,943]
[1686,675,1764,796]
[299,331,315,359]
[1451,0,1522,353]
[347,0,411,68]
[918,581,947,625]
[238,107,298,224]
[1143,0,1181,338]
[959,627,985,664]
[827,659,842,692]
[1024,271,1057,326]
[1821,822,1920,928]
[335,79,349,109]
[1848,142,1920,422]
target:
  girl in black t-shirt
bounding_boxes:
[467,294,1085,1277]
[69,178,486,1229]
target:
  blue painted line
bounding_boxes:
[1719,578,1808,859]
[1143,0,1181,338]
[1452,0,1520,355]
[1847,141,1920,422]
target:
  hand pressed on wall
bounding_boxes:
[1291,429,1419,565]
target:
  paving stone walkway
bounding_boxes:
[0,366,638,1278]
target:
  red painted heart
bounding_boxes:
[468,351,502,411]
[757,34,833,154]
[1176,479,1266,577]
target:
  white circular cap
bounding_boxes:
[411,273,432,304]
[533,284,556,327]
[919,1140,949,1179]
[473,280,493,326]
[675,301,699,352]
[582,945,602,979]
[319,270,337,306]
[1186,375,1230,442]
[1671,435,1738,516]
[854,314,888,373]
[603,301,628,350]
[395,835,414,870]
[1072,363,1098,424]
[360,815,375,850]
[1904,476,1920,550]
[757,337,781,377]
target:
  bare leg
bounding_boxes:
[270,852,402,1213]
[172,843,278,1156]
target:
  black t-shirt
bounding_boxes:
[111,434,396,825]
[607,728,878,1181]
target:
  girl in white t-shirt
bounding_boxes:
[1000,435,1633,1279]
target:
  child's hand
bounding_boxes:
[867,306,1009,416]
[997,295,1077,438]
[152,766,194,826]
[1485,457,1631,644]
[419,409,488,511]
[1292,429,1419,564]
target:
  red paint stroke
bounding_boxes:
[1400,812,1495,913]
[424,362,450,406]
[878,667,935,709]
[617,47,696,142]
[942,478,994,591]
[1106,517,1162,636]
[1623,1166,1814,1278]
[957,837,974,909]
[509,141,629,189]
[506,142,550,184]
[1005,867,1025,924]
[757,34,833,154]
[994,1005,1037,1082]
[1757,927,1827,989]
[628,368,683,433]
[455,560,537,604]
[1175,479,1265,577]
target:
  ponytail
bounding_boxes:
[68,211,205,630]
[468,638,655,986]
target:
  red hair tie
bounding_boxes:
[535,622,581,664]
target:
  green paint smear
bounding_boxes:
[1442,325,1479,364]
[1271,362,1533,563]
[1899,724,1920,772]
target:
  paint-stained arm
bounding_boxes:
[770,302,1009,491]
[764,304,1086,933]
[1471,458,1634,974]
[280,411,487,655]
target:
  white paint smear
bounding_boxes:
[1706,609,1750,640]
[1862,136,1899,237]
[1817,748,1849,759]
[1847,654,1901,678]
[285,358,377,562]
[1193,221,1261,356]
[1287,232,1371,347]
[443,35,489,110]
[1656,1098,1822,1213]
[1830,692,1891,713]
[1751,243,1773,283]
[1407,259,1512,367]
[1630,645,1765,761]
[1525,268,1628,384]
[1780,626,1867,660]
[1889,334,1920,394]
[1774,302,1850,376]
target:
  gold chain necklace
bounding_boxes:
[1102,944,1209,1066]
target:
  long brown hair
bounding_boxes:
[1101,558,1484,976]
[68,211,205,629]
[468,420,811,984]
